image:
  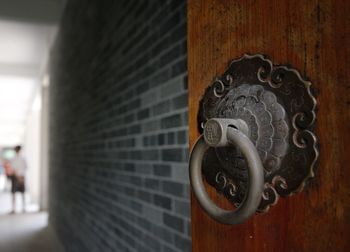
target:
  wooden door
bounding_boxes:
[188,0,350,251]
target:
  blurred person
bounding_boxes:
[0,160,4,191]
[9,145,27,213]
[3,160,13,191]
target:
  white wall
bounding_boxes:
[40,79,50,210]
[23,89,41,205]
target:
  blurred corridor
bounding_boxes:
[0,1,64,252]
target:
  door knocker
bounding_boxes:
[189,54,318,224]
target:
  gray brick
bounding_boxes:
[162,181,184,197]
[152,100,171,115]
[162,244,177,252]
[152,225,174,244]
[153,194,172,210]
[136,81,149,94]
[174,234,191,252]
[137,217,151,231]
[150,68,170,88]
[174,199,190,218]
[144,178,160,190]
[183,111,189,125]
[143,205,163,223]
[183,147,189,162]
[143,233,161,251]
[151,35,169,57]
[141,90,158,107]
[137,189,152,202]
[128,124,141,134]
[49,1,189,251]
[160,12,180,35]
[167,132,175,145]
[134,163,153,174]
[170,22,186,43]
[142,149,159,160]
[137,108,150,120]
[172,164,190,183]
[186,220,191,237]
[177,130,187,144]
[163,213,184,232]
[162,148,183,162]
[153,164,171,177]
[142,120,160,133]
[171,58,187,77]
[183,75,188,90]
[124,113,135,124]
[158,133,165,145]
[172,93,188,109]
[161,114,182,129]
[160,76,183,98]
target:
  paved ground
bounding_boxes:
[0,212,65,252]
[0,191,39,215]
[0,188,64,252]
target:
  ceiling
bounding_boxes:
[0,0,64,24]
[0,0,63,147]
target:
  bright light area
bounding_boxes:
[0,20,50,65]
[0,9,58,216]
[0,75,37,146]
[32,92,42,111]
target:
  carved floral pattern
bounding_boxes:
[199,54,318,212]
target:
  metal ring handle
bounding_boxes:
[189,121,264,225]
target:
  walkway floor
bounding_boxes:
[0,191,39,215]
[0,211,65,252]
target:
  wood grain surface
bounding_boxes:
[188,0,350,251]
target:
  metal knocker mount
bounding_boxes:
[189,54,318,224]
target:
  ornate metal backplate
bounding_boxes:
[199,54,318,212]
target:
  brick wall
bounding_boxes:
[49,1,189,251]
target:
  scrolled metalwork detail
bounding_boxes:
[215,172,227,189]
[227,183,238,197]
[200,54,318,213]
[213,79,226,97]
